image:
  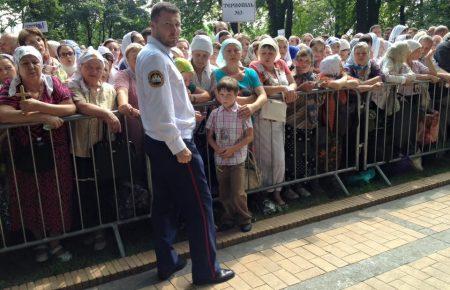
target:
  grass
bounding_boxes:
[1,153,450,288]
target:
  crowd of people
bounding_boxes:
[0,16,450,266]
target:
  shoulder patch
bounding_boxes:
[148,70,164,88]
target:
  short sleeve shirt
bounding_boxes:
[69,78,117,157]
[205,102,253,166]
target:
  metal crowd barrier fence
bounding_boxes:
[0,112,152,257]
[362,80,450,185]
[193,89,362,198]
[1,82,448,257]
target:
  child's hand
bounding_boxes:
[219,147,236,159]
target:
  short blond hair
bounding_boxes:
[125,43,143,60]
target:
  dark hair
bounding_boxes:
[309,37,325,49]
[56,44,75,57]
[141,28,152,39]
[151,2,180,22]
[195,29,208,36]
[103,38,118,47]
[213,42,221,50]
[370,24,381,32]
[18,27,47,46]
[218,30,231,39]
[130,31,141,43]
[217,76,239,94]
[359,34,373,46]
[102,53,114,64]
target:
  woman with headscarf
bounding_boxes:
[389,25,408,43]
[98,45,117,84]
[114,43,147,185]
[212,38,268,213]
[0,54,16,88]
[18,27,67,82]
[190,35,217,92]
[249,37,299,209]
[118,31,145,70]
[275,36,293,69]
[0,46,76,262]
[69,47,121,251]
[345,42,384,90]
[57,41,78,79]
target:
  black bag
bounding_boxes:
[92,126,136,182]
[14,137,55,173]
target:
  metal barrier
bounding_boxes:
[0,112,152,257]
[363,80,450,184]
[1,82,449,257]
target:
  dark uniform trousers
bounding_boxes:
[144,135,220,282]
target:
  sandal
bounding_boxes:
[35,244,49,263]
[50,245,72,262]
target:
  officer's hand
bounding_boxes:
[176,148,192,164]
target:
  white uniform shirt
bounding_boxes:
[136,36,196,155]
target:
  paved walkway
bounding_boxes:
[94,185,450,290]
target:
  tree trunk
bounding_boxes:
[266,0,285,37]
[367,0,381,28]
[285,0,293,38]
[355,0,368,33]
[399,4,406,25]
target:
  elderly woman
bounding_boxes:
[190,35,217,93]
[0,54,16,88]
[57,41,78,79]
[212,38,268,212]
[0,46,76,262]
[249,37,299,208]
[119,31,146,70]
[69,47,121,251]
[114,43,146,182]
[18,28,67,81]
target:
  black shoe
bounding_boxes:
[157,257,187,281]
[240,223,252,232]
[218,223,234,232]
[193,269,235,285]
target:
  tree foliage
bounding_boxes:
[0,0,449,45]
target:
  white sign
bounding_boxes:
[23,21,48,33]
[277,29,285,36]
[222,0,256,23]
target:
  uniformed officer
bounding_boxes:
[135,2,235,286]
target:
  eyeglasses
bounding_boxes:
[60,51,74,58]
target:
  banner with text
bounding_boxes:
[23,21,48,33]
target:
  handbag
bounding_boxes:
[244,150,262,190]
[14,137,55,173]
[261,99,287,122]
[92,124,137,182]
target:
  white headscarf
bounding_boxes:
[320,54,342,77]
[258,37,281,61]
[369,32,381,59]
[389,25,407,43]
[217,38,242,68]
[406,39,422,53]
[9,46,53,97]
[190,35,213,55]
